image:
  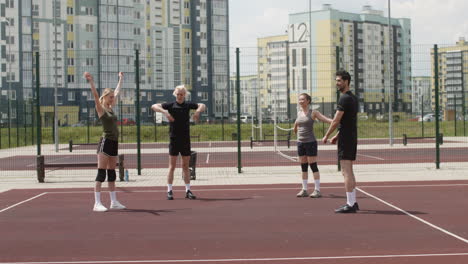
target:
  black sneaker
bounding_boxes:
[353,202,360,211]
[185,190,197,200]
[335,204,357,213]
[167,190,174,200]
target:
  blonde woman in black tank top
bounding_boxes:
[293,93,332,198]
[84,72,126,212]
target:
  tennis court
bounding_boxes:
[1,181,468,264]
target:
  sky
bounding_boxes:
[229,0,468,48]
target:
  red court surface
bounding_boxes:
[1,181,468,264]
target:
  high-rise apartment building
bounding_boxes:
[0,0,229,125]
[431,37,468,119]
[412,76,431,115]
[288,4,411,116]
[257,35,289,122]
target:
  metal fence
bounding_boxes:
[0,44,466,180]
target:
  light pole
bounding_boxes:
[1,18,11,148]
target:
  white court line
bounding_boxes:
[2,252,468,264]
[41,183,468,194]
[205,154,210,164]
[357,153,385,161]
[0,192,48,213]
[357,187,468,244]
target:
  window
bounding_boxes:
[86,40,93,49]
[302,48,307,66]
[6,54,15,63]
[292,49,297,67]
[68,24,74,32]
[67,40,74,49]
[67,7,74,15]
[68,92,75,101]
[86,58,94,66]
[67,58,74,66]
[6,36,14,45]
[185,32,190,39]
[302,68,307,90]
[85,7,93,15]
[67,74,75,83]
[85,24,94,32]
[6,0,14,8]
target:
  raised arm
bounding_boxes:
[192,103,206,122]
[312,110,333,124]
[151,103,174,122]
[84,72,104,118]
[111,72,124,107]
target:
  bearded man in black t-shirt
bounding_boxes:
[323,70,360,214]
[152,85,206,200]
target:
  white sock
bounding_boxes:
[167,184,173,192]
[314,179,320,191]
[346,192,354,206]
[109,191,117,203]
[185,184,191,192]
[302,180,308,190]
[351,189,357,204]
[94,192,101,204]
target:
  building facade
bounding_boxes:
[0,0,229,126]
[412,76,431,115]
[257,35,290,122]
[229,74,257,119]
[288,4,412,117]
[431,37,468,120]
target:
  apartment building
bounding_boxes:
[431,37,468,119]
[0,0,229,125]
[288,4,412,116]
[412,76,431,115]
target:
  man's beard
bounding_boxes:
[337,86,345,92]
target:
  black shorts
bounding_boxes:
[297,141,318,157]
[338,138,357,161]
[97,137,118,157]
[169,137,191,156]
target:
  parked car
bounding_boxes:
[418,113,441,122]
[71,120,87,127]
[117,118,136,125]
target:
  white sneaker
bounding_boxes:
[110,201,126,210]
[93,203,108,212]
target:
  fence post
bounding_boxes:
[236,48,242,173]
[434,45,440,169]
[335,46,341,172]
[69,140,73,152]
[35,52,41,156]
[37,155,45,183]
[135,49,142,175]
[118,154,125,181]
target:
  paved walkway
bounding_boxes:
[0,141,467,193]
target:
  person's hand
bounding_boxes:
[83,72,93,82]
[118,72,124,79]
[331,135,338,144]
[322,135,328,144]
[192,112,200,122]
[165,112,175,122]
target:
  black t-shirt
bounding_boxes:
[336,91,358,141]
[162,101,199,139]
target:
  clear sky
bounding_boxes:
[229,0,468,48]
